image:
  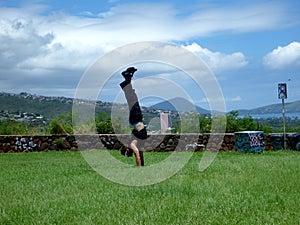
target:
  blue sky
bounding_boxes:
[0,0,300,112]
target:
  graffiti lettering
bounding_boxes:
[15,137,39,152]
[249,133,264,147]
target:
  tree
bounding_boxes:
[199,115,211,133]
[0,119,29,135]
[179,111,200,133]
[95,112,115,134]
[47,112,73,134]
[96,120,114,134]
[226,110,261,133]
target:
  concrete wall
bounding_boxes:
[0,133,297,153]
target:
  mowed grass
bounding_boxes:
[0,150,299,225]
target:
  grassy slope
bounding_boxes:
[0,95,72,119]
[0,151,299,224]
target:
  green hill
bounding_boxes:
[0,92,119,122]
[1,92,299,121]
[0,93,72,119]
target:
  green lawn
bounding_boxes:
[0,150,299,224]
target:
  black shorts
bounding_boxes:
[131,127,148,140]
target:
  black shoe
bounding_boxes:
[121,67,137,80]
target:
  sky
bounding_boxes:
[0,0,300,112]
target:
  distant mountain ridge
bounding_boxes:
[237,100,300,115]
[1,92,299,120]
[150,97,300,115]
[150,97,210,114]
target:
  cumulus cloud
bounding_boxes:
[0,1,298,98]
[0,2,293,73]
[0,18,54,68]
[263,42,300,69]
[183,43,248,72]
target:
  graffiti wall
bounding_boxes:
[0,133,298,153]
[235,131,265,153]
[15,137,39,152]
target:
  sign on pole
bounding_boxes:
[278,83,287,99]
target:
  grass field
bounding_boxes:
[0,150,299,225]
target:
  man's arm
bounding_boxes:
[130,140,141,166]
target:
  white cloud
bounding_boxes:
[0,17,53,68]
[183,2,286,37]
[231,96,242,102]
[0,2,293,73]
[0,1,298,99]
[183,43,248,72]
[263,42,300,69]
[200,96,242,103]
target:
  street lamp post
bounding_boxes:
[278,83,287,150]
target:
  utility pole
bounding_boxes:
[281,98,286,150]
[278,83,287,150]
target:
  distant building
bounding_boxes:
[160,112,172,133]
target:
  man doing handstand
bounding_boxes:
[120,67,147,166]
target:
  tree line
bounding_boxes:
[0,110,299,135]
